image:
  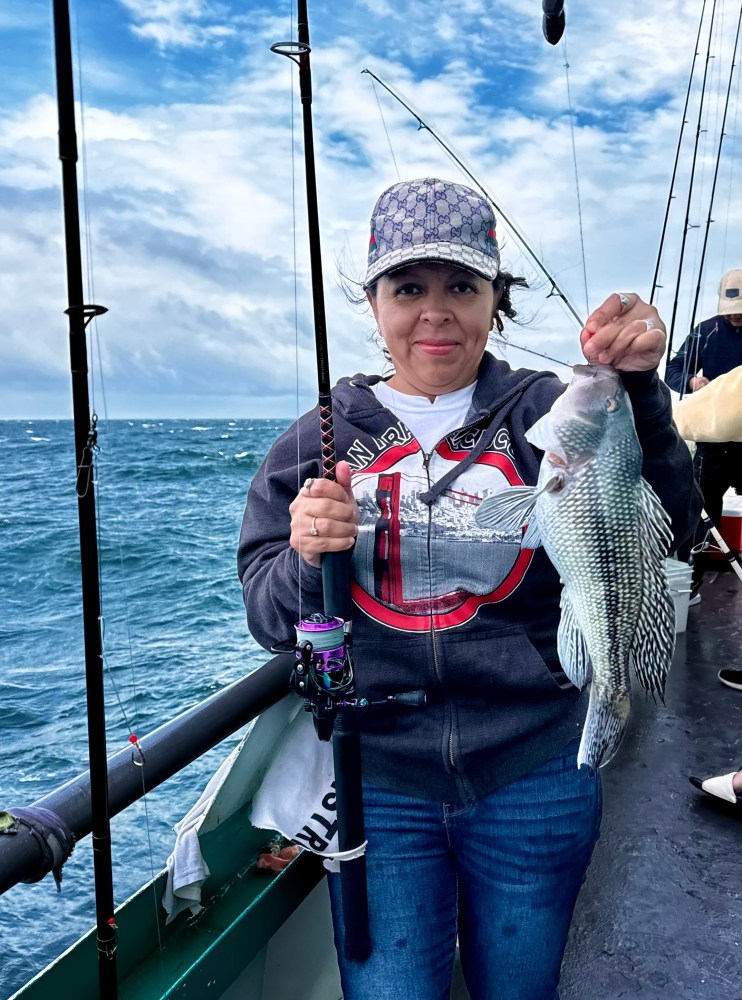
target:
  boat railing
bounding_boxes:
[0,652,294,895]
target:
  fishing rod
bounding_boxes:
[686,4,742,339]
[51,0,117,995]
[650,0,708,305]
[665,0,720,360]
[271,0,371,962]
[361,68,585,329]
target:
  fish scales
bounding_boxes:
[475,364,675,769]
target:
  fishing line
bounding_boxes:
[361,70,577,372]
[72,5,167,962]
[73,6,110,429]
[288,0,304,618]
[666,0,720,360]
[137,764,167,981]
[721,8,742,265]
[361,68,585,329]
[74,12,145,750]
[650,0,708,306]
[676,1,739,396]
[561,37,588,317]
[501,342,573,370]
[687,1,742,340]
[370,77,401,182]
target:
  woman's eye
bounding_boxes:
[451,281,476,293]
[395,283,421,296]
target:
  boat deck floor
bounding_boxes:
[560,568,742,1000]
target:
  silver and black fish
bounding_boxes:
[475,364,675,769]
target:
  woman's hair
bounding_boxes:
[492,270,529,329]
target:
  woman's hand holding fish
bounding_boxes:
[580,291,666,372]
[289,460,359,568]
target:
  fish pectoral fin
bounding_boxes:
[557,593,592,689]
[629,479,676,699]
[521,519,543,549]
[474,486,538,534]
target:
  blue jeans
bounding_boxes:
[328,738,602,1000]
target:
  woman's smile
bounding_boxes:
[415,338,459,355]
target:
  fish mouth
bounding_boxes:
[572,363,615,377]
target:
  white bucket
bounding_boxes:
[665,558,694,634]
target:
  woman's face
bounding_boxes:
[368,262,499,398]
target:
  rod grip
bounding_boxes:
[333,708,371,960]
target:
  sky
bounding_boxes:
[0,0,740,418]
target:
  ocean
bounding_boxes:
[0,418,290,999]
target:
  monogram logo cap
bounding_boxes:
[364,177,500,287]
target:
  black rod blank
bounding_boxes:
[686,5,742,338]
[650,0,709,305]
[666,0,720,359]
[272,0,370,960]
[51,1,117,992]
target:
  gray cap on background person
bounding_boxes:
[718,268,742,316]
[364,178,500,287]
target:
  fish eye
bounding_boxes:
[605,397,620,413]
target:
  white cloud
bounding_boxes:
[118,0,237,48]
[0,0,740,417]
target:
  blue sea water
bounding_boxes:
[0,418,289,999]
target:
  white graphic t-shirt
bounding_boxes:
[372,379,476,453]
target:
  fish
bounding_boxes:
[475,364,675,769]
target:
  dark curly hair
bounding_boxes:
[492,270,529,330]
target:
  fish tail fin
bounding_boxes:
[577,686,631,770]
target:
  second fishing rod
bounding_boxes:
[271,0,371,962]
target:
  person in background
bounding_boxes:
[690,766,742,810]
[665,268,742,604]
[239,178,699,1000]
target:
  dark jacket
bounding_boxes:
[238,353,699,803]
[665,316,742,395]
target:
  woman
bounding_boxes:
[238,178,699,999]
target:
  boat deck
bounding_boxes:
[560,568,742,1000]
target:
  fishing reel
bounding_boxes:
[291,614,427,740]
[292,614,354,741]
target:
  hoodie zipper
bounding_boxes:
[423,446,458,775]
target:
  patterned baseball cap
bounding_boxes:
[718,268,742,316]
[364,177,500,287]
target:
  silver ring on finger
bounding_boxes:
[644,318,656,332]
[310,516,319,536]
[618,293,631,313]
[303,477,315,495]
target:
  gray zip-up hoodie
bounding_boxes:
[238,353,699,803]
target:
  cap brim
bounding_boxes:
[718,297,742,316]
[364,241,499,288]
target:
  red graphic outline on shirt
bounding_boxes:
[351,438,534,631]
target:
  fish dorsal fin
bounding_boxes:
[474,486,538,534]
[629,479,675,699]
[557,590,592,689]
